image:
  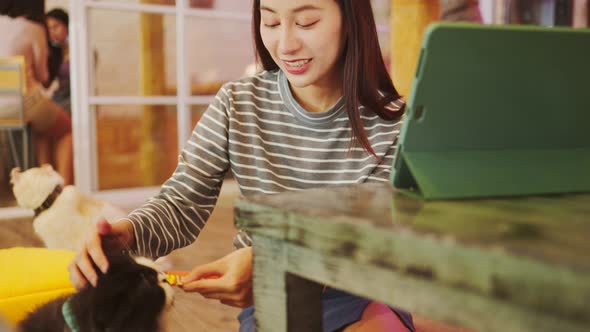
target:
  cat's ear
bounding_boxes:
[10,167,21,184]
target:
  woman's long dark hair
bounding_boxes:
[252,0,405,157]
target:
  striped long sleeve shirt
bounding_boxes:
[127,70,404,257]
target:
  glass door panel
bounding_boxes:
[184,16,254,96]
[95,104,178,190]
[88,10,177,96]
[71,0,393,196]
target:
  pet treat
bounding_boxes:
[165,271,189,286]
[165,271,220,286]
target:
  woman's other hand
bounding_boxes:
[181,247,253,308]
[67,219,134,289]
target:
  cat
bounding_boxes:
[17,253,174,332]
[10,164,127,251]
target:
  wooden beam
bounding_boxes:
[139,0,168,185]
[390,0,440,98]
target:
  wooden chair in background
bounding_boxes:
[0,56,31,171]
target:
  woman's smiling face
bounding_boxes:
[259,0,344,91]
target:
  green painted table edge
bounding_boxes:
[235,183,590,327]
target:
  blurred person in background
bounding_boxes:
[0,0,73,184]
[46,8,70,114]
[0,0,48,92]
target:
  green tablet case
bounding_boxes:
[391,23,590,199]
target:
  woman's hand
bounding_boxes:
[181,247,253,308]
[67,219,134,289]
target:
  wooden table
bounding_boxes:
[234,183,590,332]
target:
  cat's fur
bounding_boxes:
[17,254,174,332]
[10,165,126,250]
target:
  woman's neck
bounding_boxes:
[289,81,342,113]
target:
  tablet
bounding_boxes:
[391,23,590,199]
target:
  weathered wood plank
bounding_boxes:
[237,183,590,271]
[251,234,287,331]
[235,183,590,328]
[286,244,588,332]
[241,207,590,323]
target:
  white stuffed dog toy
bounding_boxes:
[10,165,127,251]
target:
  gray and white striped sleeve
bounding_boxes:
[366,100,405,183]
[365,138,399,183]
[126,85,232,258]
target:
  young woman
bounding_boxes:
[69,1,414,331]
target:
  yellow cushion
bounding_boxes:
[0,247,75,325]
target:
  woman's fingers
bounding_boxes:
[68,248,97,288]
[67,258,88,290]
[183,274,253,308]
[198,288,252,308]
[182,276,227,293]
[67,221,113,289]
[182,260,225,284]
[86,229,109,274]
[220,299,251,308]
[182,248,254,307]
[78,247,100,286]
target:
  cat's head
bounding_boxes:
[10,164,64,209]
[71,253,174,332]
